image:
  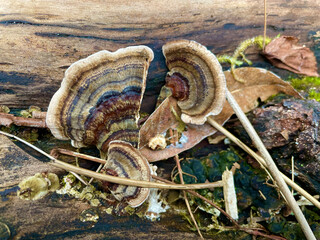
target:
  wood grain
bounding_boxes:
[0,134,201,239]
[0,2,319,238]
[0,0,319,111]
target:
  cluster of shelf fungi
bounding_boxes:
[0,39,318,239]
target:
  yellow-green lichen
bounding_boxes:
[28,105,41,114]
[19,106,42,118]
[19,110,31,118]
[79,208,99,223]
[56,173,109,207]
[0,105,10,114]
[18,172,60,200]
[34,173,60,192]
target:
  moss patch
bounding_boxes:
[290,76,320,101]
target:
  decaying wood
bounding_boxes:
[1,1,320,239]
[0,113,46,128]
[0,134,202,239]
[0,0,319,111]
[226,99,320,195]
[0,135,61,189]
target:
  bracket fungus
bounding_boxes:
[46,46,154,153]
[45,46,154,207]
[161,40,314,239]
[163,40,226,125]
[101,140,151,207]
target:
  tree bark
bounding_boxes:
[0,0,319,111]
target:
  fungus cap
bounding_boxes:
[163,40,226,125]
[46,46,154,151]
[102,140,151,207]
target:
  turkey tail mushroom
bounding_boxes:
[101,140,151,207]
[46,46,154,153]
[163,40,226,125]
[162,39,315,240]
[45,46,154,207]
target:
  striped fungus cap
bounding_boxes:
[46,46,153,207]
[101,140,151,207]
[46,46,154,152]
[163,40,226,125]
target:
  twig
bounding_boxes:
[169,129,203,239]
[32,111,47,119]
[0,113,46,128]
[51,147,224,186]
[263,0,267,49]
[242,228,287,240]
[51,148,106,164]
[292,156,294,195]
[211,90,315,240]
[152,175,239,227]
[206,117,320,209]
[52,147,104,184]
[89,163,103,184]
[0,130,224,190]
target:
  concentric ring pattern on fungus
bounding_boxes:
[46,46,154,152]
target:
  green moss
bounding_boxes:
[308,89,320,101]
[290,76,320,101]
[218,35,274,82]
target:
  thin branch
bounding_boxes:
[212,90,315,240]
[263,0,267,49]
[291,156,294,195]
[206,117,320,209]
[0,130,224,190]
[170,129,203,239]
[0,113,46,128]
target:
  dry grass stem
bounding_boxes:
[169,128,203,239]
[209,90,315,240]
[206,117,320,209]
[152,175,240,227]
[263,0,267,49]
[0,130,224,190]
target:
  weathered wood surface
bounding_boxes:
[0,134,201,240]
[0,135,62,189]
[0,0,319,111]
[0,1,320,239]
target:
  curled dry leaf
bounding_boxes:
[139,97,215,161]
[139,67,302,162]
[263,36,319,77]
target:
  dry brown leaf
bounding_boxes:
[263,36,319,77]
[139,97,215,162]
[139,67,302,162]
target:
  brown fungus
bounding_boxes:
[163,40,226,125]
[46,46,154,153]
[160,40,314,239]
[101,140,151,207]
